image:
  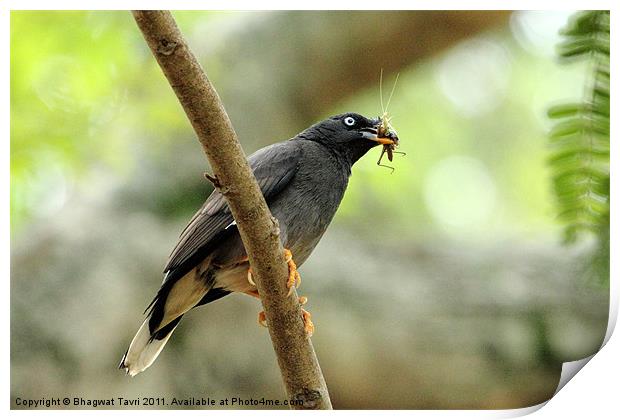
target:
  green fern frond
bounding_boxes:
[548,10,610,244]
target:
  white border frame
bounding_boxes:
[3,2,617,419]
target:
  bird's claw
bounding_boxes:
[257,296,312,337]
[301,308,314,337]
[247,267,255,286]
[284,249,301,297]
[258,310,267,328]
[297,296,314,337]
[247,249,300,294]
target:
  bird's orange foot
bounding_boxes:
[301,308,314,337]
[297,296,314,337]
[246,250,301,294]
[257,296,312,336]
[284,249,301,297]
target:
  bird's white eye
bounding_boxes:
[344,116,356,127]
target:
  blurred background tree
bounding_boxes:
[11,10,609,409]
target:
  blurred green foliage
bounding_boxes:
[11,12,131,228]
[10,11,223,230]
[547,10,610,244]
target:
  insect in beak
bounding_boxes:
[375,122,402,173]
[372,69,405,173]
[360,123,404,173]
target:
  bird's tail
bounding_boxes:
[118,315,182,377]
[119,264,215,376]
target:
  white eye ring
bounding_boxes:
[344,116,356,127]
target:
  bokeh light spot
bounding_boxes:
[423,156,497,235]
[510,10,577,57]
[437,38,511,117]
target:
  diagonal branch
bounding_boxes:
[131,10,332,409]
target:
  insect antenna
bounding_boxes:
[376,69,402,174]
[384,72,400,115]
[379,68,385,115]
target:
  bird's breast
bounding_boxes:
[271,149,350,266]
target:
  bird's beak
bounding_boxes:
[360,122,399,145]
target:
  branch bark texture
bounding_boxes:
[132,10,332,409]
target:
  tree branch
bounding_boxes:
[132,10,332,409]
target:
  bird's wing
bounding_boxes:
[162,140,302,281]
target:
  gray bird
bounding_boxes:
[119,112,398,376]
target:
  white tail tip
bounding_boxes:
[119,318,176,377]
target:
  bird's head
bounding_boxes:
[298,113,399,165]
